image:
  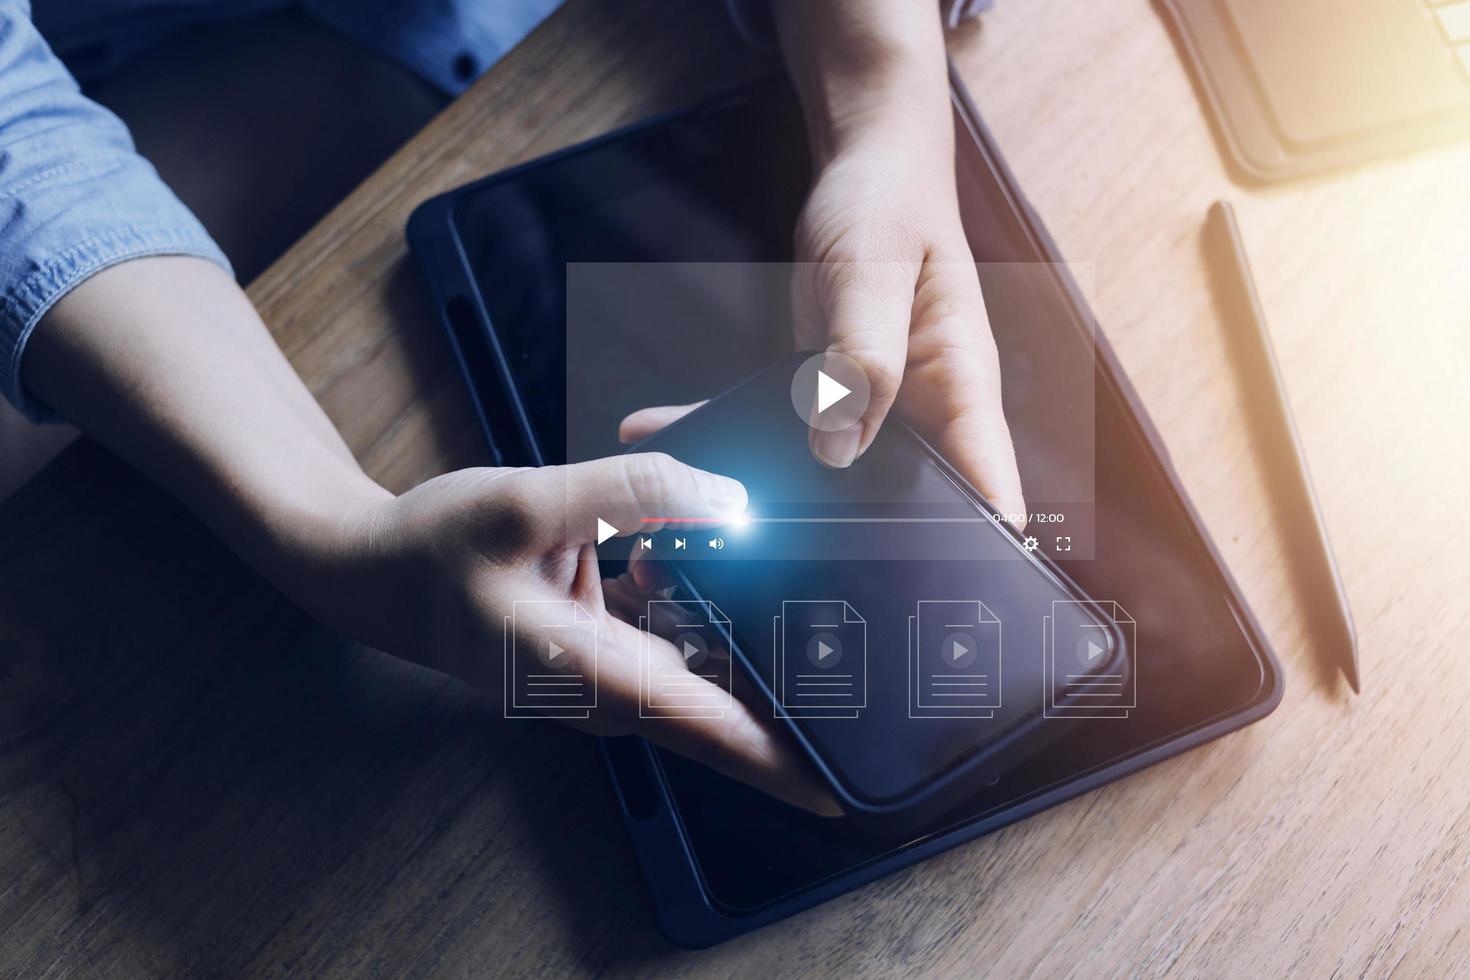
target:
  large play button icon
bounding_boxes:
[940,632,979,670]
[790,352,871,433]
[816,370,851,413]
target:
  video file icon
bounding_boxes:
[909,600,1002,718]
[504,599,598,720]
[639,599,733,719]
[774,600,867,718]
[1042,599,1135,719]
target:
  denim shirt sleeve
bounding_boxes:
[0,0,231,422]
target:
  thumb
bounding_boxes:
[903,258,1027,526]
[796,260,917,469]
[528,452,747,547]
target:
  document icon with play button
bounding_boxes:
[1042,599,1135,719]
[775,600,867,718]
[507,599,598,718]
[911,600,1002,717]
[639,599,733,719]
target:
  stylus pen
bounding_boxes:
[1203,201,1359,693]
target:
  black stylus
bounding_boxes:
[1203,201,1360,693]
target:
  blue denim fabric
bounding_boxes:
[0,0,563,421]
[0,1,232,420]
[32,0,566,98]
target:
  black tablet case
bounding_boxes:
[406,70,1284,948]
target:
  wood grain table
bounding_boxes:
[3,0,1468,975]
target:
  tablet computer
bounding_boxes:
[406,73,1283,948]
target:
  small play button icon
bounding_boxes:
[1076,634,1109,667]
[596,518,619,545]
[940,632,979,669]
[673,632,709,669]
[790,352,871,433]
[537,636,569,668]
[805,631,843,668]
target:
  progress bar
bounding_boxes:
[638,517,999,524]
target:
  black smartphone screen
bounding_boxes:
[450,90,805,462]
[441,79,1276,915]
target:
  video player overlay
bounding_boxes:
[565,262,1097,564]
[493,261,1142,740]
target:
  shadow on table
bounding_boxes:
[0,443,672,975]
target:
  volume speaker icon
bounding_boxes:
[707,537,725,550]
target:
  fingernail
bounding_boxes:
[698,472,748,513]
[812,795,845,818]
[812,425,861,469]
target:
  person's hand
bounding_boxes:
[788,128,1025,521]
[627,2,1025,522]
[774,0,1026,520]
[620,135,1025,522]
[313,453,838,816]
[28,260,836,815]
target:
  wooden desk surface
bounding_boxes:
[3,0,1469,975]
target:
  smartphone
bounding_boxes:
[627,353,1130,824]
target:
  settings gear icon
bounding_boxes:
[1023,535,1039,552]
